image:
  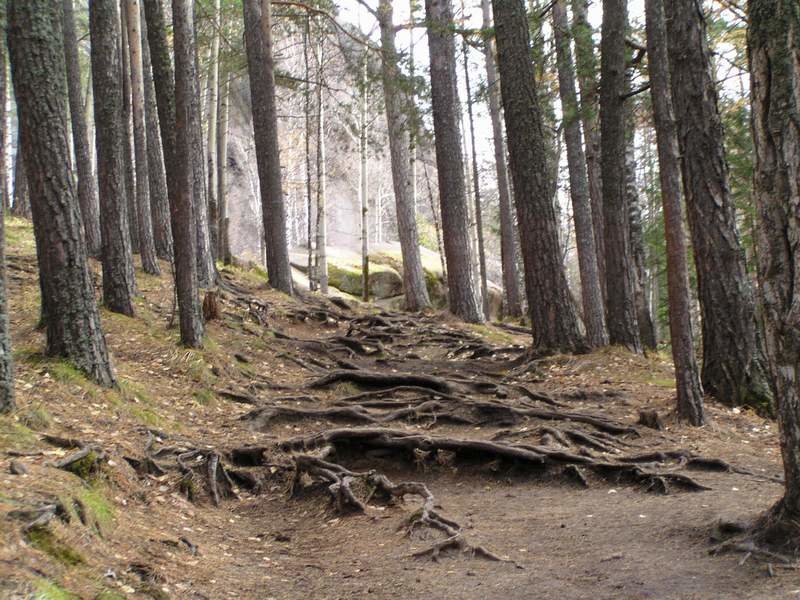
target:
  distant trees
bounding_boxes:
[425,0,483,323]
[9,0,115,387]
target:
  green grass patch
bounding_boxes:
[76,486,115,534]
[0,417,38,451]
[5,216,36,253]
[33,579,79,600]
[26,526,84,566]
[18,405,53,431]
[193,389,216,406]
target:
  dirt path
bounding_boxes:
[0,219,796,599]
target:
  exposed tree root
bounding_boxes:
[279,427,712,493]
[290,451,518,565]
[307,369,457,395]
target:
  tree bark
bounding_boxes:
[0,1,11,413]
[125,0,160,275]
[552,0,608,348]
[205,0,220,261]
[315,36,328,294]
[12,130,29,218]
[120,6,139,256]
[191,4,215,288]
[242,0,294,294]
[600,0,641,353]
[666,0,772,412]
[571,0,604,291]
[492,0,587,353]
[218,72,231,264]
[425,0,483,323]
[90,0,137,316]
[376,0,431,311]
[62,0,102,257]
[359,54,370,303]
[462,39,490,320]
[481,0,523,319]
[144,0,203,347]
[8,0,115,387]
[644,0,704,425]
[747,0,800,539]
[625,131,656,349]
[140,2,172,260]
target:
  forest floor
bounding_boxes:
[0,216,796,599]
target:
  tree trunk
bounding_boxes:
[315,36,328,294]
[62,0,102,257]
[600,0,641,353]
[625,131,656,349]
[90,0,137,316]
[140,2,172,260]
[359,54,370,303]
[12,130,29,218]
[492,0,587,353]
[747,0,800,541]
[481,0,523,319]
[571,0,604,292]
[125,0,160,275]
[462,39,490,320]
[376,0,431,311]
[242,0,294,294]
[552,0,608,348]
[425,0,483,323]
[667,0,772,413]
[191,4,215,288]
[144,0,203,347]
[0,1,11,413]
[120,6,139,256]
[218,72,231,265]
[304,16,315,291]
[644,0,704,425]
[423,160,448,284]
[8,0,116,387]
[206,0,220,260]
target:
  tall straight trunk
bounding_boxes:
[217,72,231,264]
[571,0,604,290]
[625,132,656,349]
[0,163,10,412]
[376,0,431,311]
[481,0,522,319]
[125,0,160,275]
[666,0,772,412]
[462,40,490,320]
[303,17,315,290]
[359,54,369,303]
[120,6,139,255]
[12,130,28,218]
[242,0,294,294]
[140,2,172,260]
[747,0,800,540]
[408,0,418,216]
[0,22,6,214]
[552,0,608,347]
[0,2,11,413]
[425,0,483,323]
[8,0,115,387]
[492,0,587,353]
[315,36,328,294]
[423,160,448,284]
[62,0,102,257]
[600,0,641,353]
[191,5,214,287]
[90,0,137,316]
[171,0,204,345]
[644,0,704,425]
[206,0,221,260]
[144,0,203,347]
